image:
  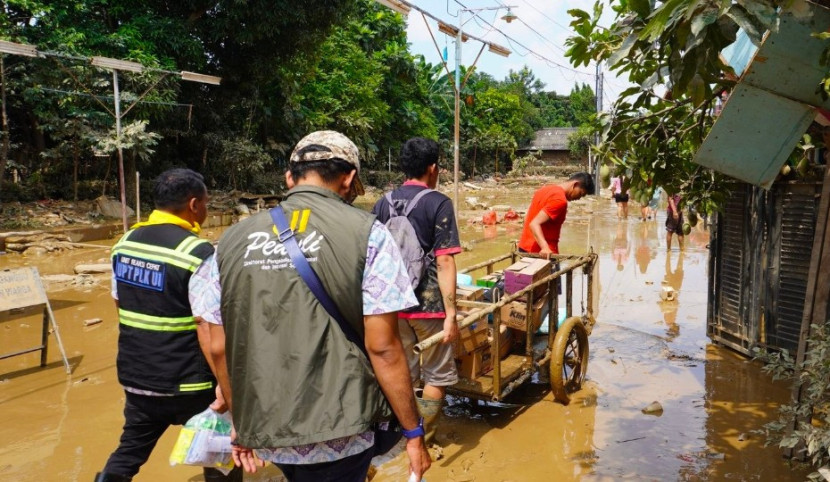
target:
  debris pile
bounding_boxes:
[1,231,77,255]
[96,196,134,219]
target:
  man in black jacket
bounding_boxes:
[97,168,240,482]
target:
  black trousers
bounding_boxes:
[275,447,374,482]
[103,390,239,480]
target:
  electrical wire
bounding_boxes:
[469,20,581,83]
[515,17,566,53]
[511,0,575,36]
[603,78,618,96]
[493,0,566,53]
[451,0,594,78]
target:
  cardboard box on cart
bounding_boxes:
[454,316,489,356]
[504,258,551,299]
[456,285,484,301]
[456,345,493,379]
[499,292,549,333]
[488,323,514,359]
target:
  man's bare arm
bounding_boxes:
[435,254,458,344]
[529,209,553,254]
[364,312,431,479]
[208,323,232,412]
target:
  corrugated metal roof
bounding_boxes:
[693,3,830,188]
[519,128,578,151]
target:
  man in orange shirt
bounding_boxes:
[518,172,594,255]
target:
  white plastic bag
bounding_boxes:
[169,407,234,474]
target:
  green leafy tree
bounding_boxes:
[567,124,594,159]
[564,0,789,212]
[1,0,357,196]
[568,84,596,126]
[39,112,99,200]
[282,1,439,168]
[95,120,160,198]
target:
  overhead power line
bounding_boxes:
[386,0,508,52]
[512,0,575,36]
[491,0,566,54]
[515,17,565,53]
[452,0,594,78]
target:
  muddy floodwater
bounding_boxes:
[0,178,808,481]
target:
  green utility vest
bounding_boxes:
[111,223,215,394]
[217,186,390,448]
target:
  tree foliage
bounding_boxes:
[0,0,598,200]
[755,322,830,480]
[0,0,355,194]
[564,0,801,213]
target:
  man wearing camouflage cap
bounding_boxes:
[192,131,431,481]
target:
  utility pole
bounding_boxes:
[453,11,463,221]
[594,61,603,195]
[0,55,8,188]
[112,70,129,232]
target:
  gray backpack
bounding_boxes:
[384,189,434,290]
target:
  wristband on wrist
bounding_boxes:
[401,417,425,439]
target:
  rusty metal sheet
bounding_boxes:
[694,2,830,188]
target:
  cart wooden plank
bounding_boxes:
[448,354,530,398]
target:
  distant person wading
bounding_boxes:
[610,175,630,219]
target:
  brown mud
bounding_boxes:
[0,179,808,481]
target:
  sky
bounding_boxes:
[401,0,629,109]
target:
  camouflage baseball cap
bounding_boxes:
[290,130,364,196]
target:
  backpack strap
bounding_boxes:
[403,188,434,217]
[384,192,399,218]
[385,188,433,218]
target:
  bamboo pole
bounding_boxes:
[414,254,596,354]
[135,171,141,222]
[458,252,513,274]
[492,306,502,398]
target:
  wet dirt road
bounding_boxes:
[0,179,808,481]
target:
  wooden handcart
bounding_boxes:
[414,249,598,405]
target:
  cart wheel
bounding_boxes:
[550,316,589,405]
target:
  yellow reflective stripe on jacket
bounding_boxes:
[112,241,204,272]
[179,382,213,392]
[112,229,135,252]
[174,235,199,253]
[175,235,210,255]
[118,309,196,331]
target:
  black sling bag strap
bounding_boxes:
[269,206,367,356]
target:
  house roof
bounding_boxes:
[519,128,577,151]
